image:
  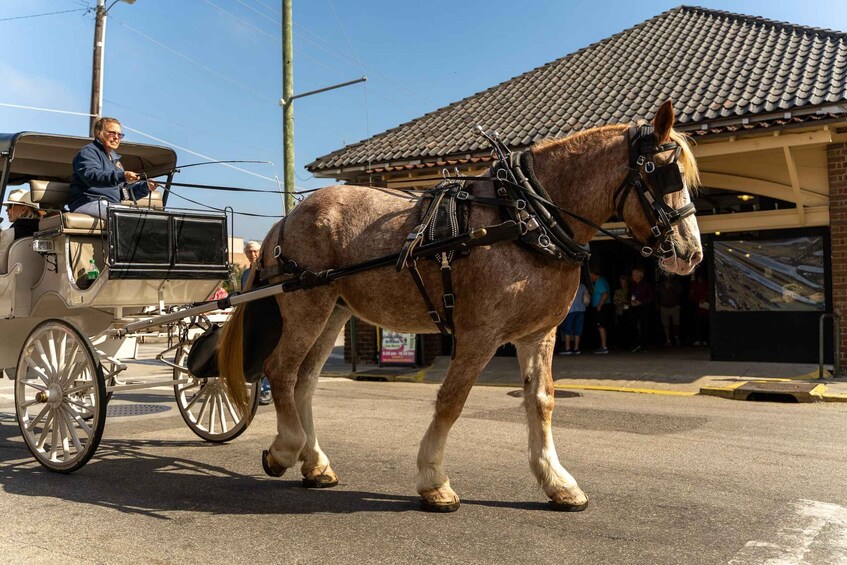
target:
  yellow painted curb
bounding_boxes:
[554,384,696,396]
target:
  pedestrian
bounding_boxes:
[629,267,654,352]
[688,272,710,346]
[558,282,590,355]
[590,267,612,354]
[69,117,158,220]
[612,273,632,348]
[656,275,683,346]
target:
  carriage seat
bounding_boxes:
[29,180,164,235]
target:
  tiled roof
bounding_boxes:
[307,5,847,175]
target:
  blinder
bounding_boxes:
[614,123,696,258]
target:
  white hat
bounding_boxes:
[2,189,38,209]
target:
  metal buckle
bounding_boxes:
[641,246,654,257]
[644,161,656,174]
[651,225,663,238]
[538,234,551,248]
[496,168,509,181]
[443,294,455,308]
[456,190,469,200]
[273,245,282,258]
[428,310,442,323]
[515,199,527,210]
[636,155,646,167]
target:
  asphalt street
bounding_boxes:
[1,371,846,564]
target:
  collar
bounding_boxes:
[93,139,121,162]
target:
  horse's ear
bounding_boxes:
[653,100,674,144]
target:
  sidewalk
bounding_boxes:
[323,345,847,402]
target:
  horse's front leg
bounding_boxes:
[417,338,496,512]
[515,328,589,511]
[294,306,351,488]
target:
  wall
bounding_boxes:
[828,142,847,372]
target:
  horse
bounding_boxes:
[217,100,702,512]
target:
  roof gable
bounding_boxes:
[307,5,847,174]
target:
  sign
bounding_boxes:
[379,330,417,366]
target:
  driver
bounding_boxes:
[68,117,158,220]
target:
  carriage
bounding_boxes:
[0,131,260,473]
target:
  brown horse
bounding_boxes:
[218,100,702,512]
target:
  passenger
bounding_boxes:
[69,117,157,220]
[0,189,43,268]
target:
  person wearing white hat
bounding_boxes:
[0,188,43,270]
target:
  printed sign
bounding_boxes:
[379,330,417,365]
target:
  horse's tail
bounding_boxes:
[219,302,250,416]
[218,220,285,416]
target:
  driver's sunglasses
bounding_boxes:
[104,130,125,139]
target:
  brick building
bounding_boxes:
[308,7,847,369]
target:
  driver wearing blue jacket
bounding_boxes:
[69,117,157,219]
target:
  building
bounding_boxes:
[306,6,847,367]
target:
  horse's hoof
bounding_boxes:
[302,475,338,489]
[419,499,460,513]
[261,450,286,478]
[548,499,589,512]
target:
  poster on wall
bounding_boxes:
[379,329,417,366]
[713,236,826,312]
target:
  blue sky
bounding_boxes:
[2,0,846,241]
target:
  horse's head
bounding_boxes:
[614,100,702,275]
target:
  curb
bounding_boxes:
[554,384,696,396]
[699,380,847,403]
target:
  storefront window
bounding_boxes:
[714,236,825,312]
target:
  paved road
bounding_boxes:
[1,375,846,564]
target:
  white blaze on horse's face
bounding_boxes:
[660,185,703,276]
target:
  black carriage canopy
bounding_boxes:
[0,131,177,199]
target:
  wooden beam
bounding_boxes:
[783,146,805,225]
[698,172,828,207]
[595,207,828,239]
[693,129,832,158]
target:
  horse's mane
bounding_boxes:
[533,124,700,192]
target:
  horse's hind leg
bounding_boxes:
[417,337,497,512]
[294,305,351,488]
[514,327,589,511]
[263,287,338,477]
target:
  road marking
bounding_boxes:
[729,499,847,564]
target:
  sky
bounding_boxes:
[2,0,847,242]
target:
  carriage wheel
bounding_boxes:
[14,320,107,473]
[172,340,259,443]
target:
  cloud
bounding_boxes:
[0,62,82,111]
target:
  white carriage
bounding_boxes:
[0,132,259,472]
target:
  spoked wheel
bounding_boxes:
[172,339,259,443]
[14,320,107,473]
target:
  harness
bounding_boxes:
[251,123,696,350]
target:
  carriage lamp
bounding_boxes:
[32,239,54,253]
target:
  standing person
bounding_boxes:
[241,240,261,291]
[630,267,654,353]
[590,268,611,354]
[558,282,589,355]
[69,117,158,220]
[656,275,683,346]
[688,272,710,346]
[612,273,632,348]
[240,240,272,405]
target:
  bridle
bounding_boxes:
[613,122,697,258]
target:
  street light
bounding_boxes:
[89,0,136,135]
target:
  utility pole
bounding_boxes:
[280,0,365,215]
[282,0,295,213]
[89,0,136,136]
[89,0,107,136]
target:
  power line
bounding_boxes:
[110,16,276,104]
[0,8,85,23]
